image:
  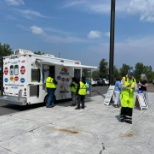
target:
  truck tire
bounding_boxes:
[44,95,56,106]
[44,95,48,106]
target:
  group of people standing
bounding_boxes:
[45,73,88,110]
[45,70,148,124]
[114,69,148,124]
[70,76,88,109]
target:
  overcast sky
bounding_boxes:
[0,0,154,70]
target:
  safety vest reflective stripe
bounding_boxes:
[46,77,56,88]
[78,81,88,95]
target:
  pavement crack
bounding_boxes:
[0,145,19,154]
[0,126,40,143]
[99,143,105,154]
[83,130,106,154]
[28,126,40,133]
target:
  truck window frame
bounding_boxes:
[31,69,41,82]
[14,65,19,75]
[10,65,14,75]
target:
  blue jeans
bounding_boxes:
[47,88,55,107]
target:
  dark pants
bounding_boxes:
[120,107,133,123]
[46,88,55,107]
[77,95,85,108]
[71,92,77,105]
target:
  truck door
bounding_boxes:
[74,69,81,79]
[31,68,41,97]
[49,66,55,78]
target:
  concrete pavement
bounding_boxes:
[0,93,154,154]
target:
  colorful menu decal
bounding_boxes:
[66,78,69,82]
[14,76,19,81]
[20,78,25,83]
[60,67,69,75]
[57,76,61,80]
[61,77,65,81]
[10,76,14,81]
[20,66,26,74]
[4,67,8,75]
[4,78,8,82]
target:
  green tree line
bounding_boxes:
[90,59,154,83]
[1,43,154,83]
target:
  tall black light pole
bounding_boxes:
[109,0,116,85]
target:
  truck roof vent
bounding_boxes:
[42,54,55,58]
[14,49,34,55]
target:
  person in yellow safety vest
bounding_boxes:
[75,76,88,110]
[119,69,137,124]
[46,73,57,108]
[70,77,78,106]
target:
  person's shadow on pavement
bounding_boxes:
[115,115,121,122]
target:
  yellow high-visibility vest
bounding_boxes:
[71,81,78,93]
[78,81,88,95]
[46,77,56,88]
[120,77,136,108]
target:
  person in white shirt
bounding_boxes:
[114,75,122,108]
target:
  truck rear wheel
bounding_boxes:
[44,95,48,106]
[44,95,56,106]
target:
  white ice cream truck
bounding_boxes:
[0,49,96,105]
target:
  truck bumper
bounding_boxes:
[0,95,27,106]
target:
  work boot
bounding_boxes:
[81,106,86,109]
[120,118,125,122]
[120,116,125,122]
[70,103,76,106]
[75,107,80,110]
[125,119,132,124]
[46,105,53,108]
